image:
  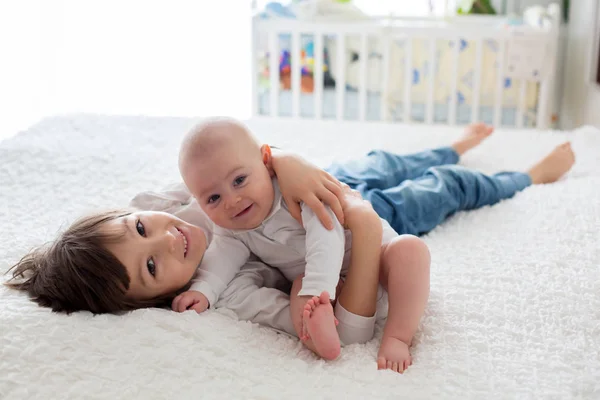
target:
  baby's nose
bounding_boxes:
[225,195,242,209]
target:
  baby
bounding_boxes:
[175,117,430,368]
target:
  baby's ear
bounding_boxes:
[261,144,275,177]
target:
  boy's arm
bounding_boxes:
[215,262,295,336]
[270,149,345,230]
[299,204,346,300]
[188,234,251,307]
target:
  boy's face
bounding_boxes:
[185,140,275,231]
[104,211,208,300]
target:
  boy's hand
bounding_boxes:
[171,290,210,314]
[271,151,345,229]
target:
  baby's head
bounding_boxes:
[5,210,207,314]
[179,117,275,230]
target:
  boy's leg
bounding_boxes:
[366,165,533,236]
[325,123,493,194]
[325,147,459,194]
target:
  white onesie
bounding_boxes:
[190,178,398,307]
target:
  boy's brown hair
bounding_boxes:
[4,210,178,314]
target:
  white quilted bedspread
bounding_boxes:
[1,115,599,399]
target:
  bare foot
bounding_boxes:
[301,292,341,360]
[452,122,494,155]
[528,142,575,184]
[377,335,412,373]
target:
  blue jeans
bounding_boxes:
[326,147,532,236]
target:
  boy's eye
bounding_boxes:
[136,220,146,236]
[234,176,246,186]
[147,258,156,277]
[208,194,220,204]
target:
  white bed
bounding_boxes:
[1,115,599,399]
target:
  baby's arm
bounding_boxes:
[288,204,346,360]
[172,234,250,313]
[299,204,346,299]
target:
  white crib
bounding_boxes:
[251,13,562,129]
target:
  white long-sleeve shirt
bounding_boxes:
[190,179,348,306]
[131,180,398,308]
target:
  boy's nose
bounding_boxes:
[162,227,178,254]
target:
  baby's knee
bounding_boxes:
[383,235,431,270]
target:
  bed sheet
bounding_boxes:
[1,116,598,399]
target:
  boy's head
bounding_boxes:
[179,117,275,231]
[5,210,207,314]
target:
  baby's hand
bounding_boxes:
[171,290,210,314]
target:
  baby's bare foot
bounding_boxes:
[301,292,341,360]
[452,122,494,155]
[528,142,575,184]
[377,335,412,374]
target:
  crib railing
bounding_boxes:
[251,16,561,129]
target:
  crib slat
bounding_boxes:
[251,20,259,116]
[380,34,391,122]
[517,79,527,128]
[448,37,459,126]
[493,39,505,127]
[336,34,346,121]
[314,34,324,120]
[359,34,368,122]
[505,0,516,14]
[536,80,551,129]
[291,32,301,118]
[268,31,279,117]
[404,37,413,123]
[535,61,556,129]
[472,39,483,123]
[426,38,435,124]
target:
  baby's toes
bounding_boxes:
[303,308,311,321]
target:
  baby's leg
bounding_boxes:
[290,276,341,360]
[333,215,383,346]
[376,235,431,373]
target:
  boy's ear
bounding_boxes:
[261,144,275,177]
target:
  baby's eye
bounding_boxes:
[136,220,146,236]
[208,194,220,204]
[234,176,246,186]
[147,258,156,277]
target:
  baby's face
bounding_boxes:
[185,139,275,231]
